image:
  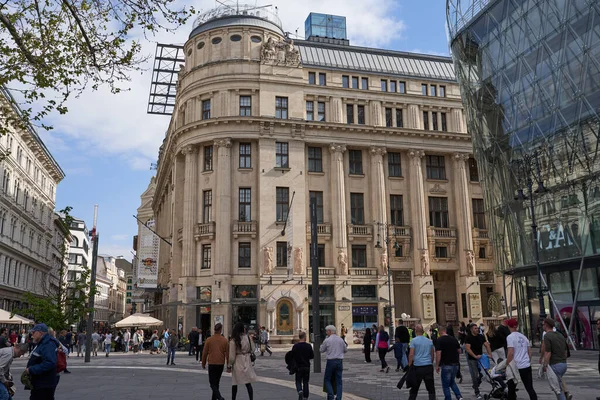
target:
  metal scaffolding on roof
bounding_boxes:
[147,43,185,116]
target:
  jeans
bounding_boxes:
[295,367,310,398]
[195,345,203,361]
[467,358,482,395]
[125,342,130,353]
[208,364,225,400]
[408,364,436,400]
[378,348,388,369]
[167,348,176,364]
[440,365,462,400]
[30,387,56,400]
[0,383,10,400]
[324,359,343,400]
[104,343,111,354]
[507,366,537,400]
[551,363,568,400]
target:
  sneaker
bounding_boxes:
[395,368,400,372]
[476,395,482,400]
[379,369,385,372]
[386,367,390,373]
[298,391,303,400]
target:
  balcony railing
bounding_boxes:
[195,221,215,240]
[305,223,332,239]
[473,228,489,239]
[347,224,373,241]
[307,267,336,276]
[429,227,457,238]
[350,268,377,276]
[233,220,257,238]
[389,225,411,237]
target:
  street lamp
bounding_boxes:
[511,150,549,341]
[374,222,399,343]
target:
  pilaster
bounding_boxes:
[330,143,348,274]
[214,138,232,275]
[181,145,198,277]
[453,153,475,277]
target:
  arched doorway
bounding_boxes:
[277,299,294,335]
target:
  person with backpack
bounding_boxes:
[377,325,390,373]
[290,331,314,400]
[25,324,59,399]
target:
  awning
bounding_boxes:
[114,313,163,328]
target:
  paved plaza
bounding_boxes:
[10,347,600,399]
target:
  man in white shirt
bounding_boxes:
[104,332,113,357]
[320,325,347,400]
[505,318,537,400]
[123,329,131,353]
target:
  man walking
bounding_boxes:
[196,329,204,363]
[435,325,462,400]
[26,324,58,399]
[505,318,537,399]
[202,323,229,400]
[166,329,178,365]
[291,331,314,400]
[123,329,131,353]
[104,332,112,357]
[320,325,347,400]
[0,343,27,399]
[188,327,199,357]
[542,318,569,400]
[259,327,272,356]
[91,331,100,357]
[465,322,492,399]
[76,331,86,357]
[408,324,435,400]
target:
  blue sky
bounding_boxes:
[43,0,451,258]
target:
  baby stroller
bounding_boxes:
[479,356,508,400]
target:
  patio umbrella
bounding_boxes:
[0,309,35,325]
[114,313,163,328]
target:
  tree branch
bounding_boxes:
[60,0,99,68]
[0,12,43,66]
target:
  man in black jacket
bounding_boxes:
[26,324,58,400]
[291,331,314,400]
[188,327,199,356]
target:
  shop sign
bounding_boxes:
[422,293,435,320]
[351,285,377,299]
[198,286,212,302]
[469,293,482,318]
[338,305,351,311]
[394,270,412,283]
[444,302,457,321]
[233,285,257,299]
[352,306,378,316]
[200,306,211,314]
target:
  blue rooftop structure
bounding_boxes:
[304,13,347,40]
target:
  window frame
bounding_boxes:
[390,80,397,93]
[239,95,252,116]
[430,85,437,97]
[432,111,438,131]
[352,76,359,89]
[361,77,368,90]
[202,190,212,223]
[318,72,327,86]
[317,102,326,122]
[388,152,402,177]
[399,81,406,94]
[238,242,251,268]
[308,72,316,85]
[342,75,349,88]
[275,142,289,168]
[202,99,211,120]
[275,96,288,119]
[357,105,365,125]
[385,108,393,127]
[423,111,429,130]
[441,112,447,132]
[435,246,448,258]
[276,242,288,267]
[439,85,446,97]
[396,108,403,128]
[346,104,354,124]
[381,79,388,92]
[276,187,289,222]
[306,100,314,121]
[239,188,251,221]
[422,83,428,95]
[351,245,367,268]
[349,150,363,175]
[309,191,324,224]
[390,194,404,226]
[350,193,365,225]
[204,145,213,171]
[469,157,479,182]
[426,155,446,180]
[239,143,251,169]
[307,147,323,173]
[472,198,486,229]
[428,196,449,228]
[201,244,212,269]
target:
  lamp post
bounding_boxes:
[512,150,549,341]
[375,222,399,343]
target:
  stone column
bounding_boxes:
[452,109,465,133]
[453,153,475,276]
[330,97,343,123]
[407,104,421,129]
[214,138,232,275]
[330,144,348,274]
[370,101,383,127]
[181,145,198,277]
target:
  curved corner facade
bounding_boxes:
[448,0,600,346]
[152,11,501,341]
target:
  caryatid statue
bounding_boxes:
[263,246,274,274]
[337,249,349,275]
[420,249,430,276]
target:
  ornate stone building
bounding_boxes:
[151,8,500,340]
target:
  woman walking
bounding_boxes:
[486,322,506,363]
[363,328,372,363]
[228,322,257,400]
[377,325,390,373]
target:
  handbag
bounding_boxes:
[248,335,256,363]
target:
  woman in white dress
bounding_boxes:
[228,322,257,400]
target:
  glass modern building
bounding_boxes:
[447,0,600,348]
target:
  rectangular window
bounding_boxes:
[203,190,212,223]
[357,105,365,124]
[352,245,367,268]
[479,247,486,259]
[352,76,359,89]
[276,187,289,222]
[342,75,349,88]
[202,100,211,120]
[361,77,368,90]
[204,145,213,171]
[275,142,289,168]
[390,195,404,226]
[317,244,325,267]
[308,72,316,85]
[239,96,252,116]
[396,109,403,128]
[346,104,354,124]
[239,188,251,221]
[381,79,388,92]
[319,72,326,86]
[435,246,448,258]
[429,197,449,228]
[238,243,251,268]
[395,245,403,257]
[422,84,428,95]
[276,242,287,267]
[275,96,288,119]
[317,102,326,122]
[350,193,365,224]
[385,108,393,127]
[309,191,324,224]
[430,85,437,97]
[432,111,438,131]
[239,143,251,169]
[390,81,397,93]
[472,199,486,229]
[439,85,446,97]
[399,81,406,94]
[202,245,212,269]
[423,111,429,130]
[349,150,363,175]
[307,147,323,172]
[469,157,479,182]
[441,112,447,131]
[388,152,402,177]
[306,101,314,121]
[426,155,446,180]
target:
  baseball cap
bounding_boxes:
[506,318,518,328]
[30,323,49,333]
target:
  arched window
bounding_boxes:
[70,236,79,247]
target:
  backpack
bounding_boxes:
[431,329,439,344]
[56,348,67,373]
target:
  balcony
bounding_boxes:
[347,224,373,241]
[472,228,489,239]
[427,226,457,259]
[305,223,332,240]
[233,220,257,238]
[350,268,377,276]
[194,221,215,240]
[307,267,336,276]
[429,227,457,238]
[389,226,412,260]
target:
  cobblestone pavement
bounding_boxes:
[10,346,600,399]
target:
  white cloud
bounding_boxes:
[99,243,134,259]
[110,234,130,241]
[41,0,406,169]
